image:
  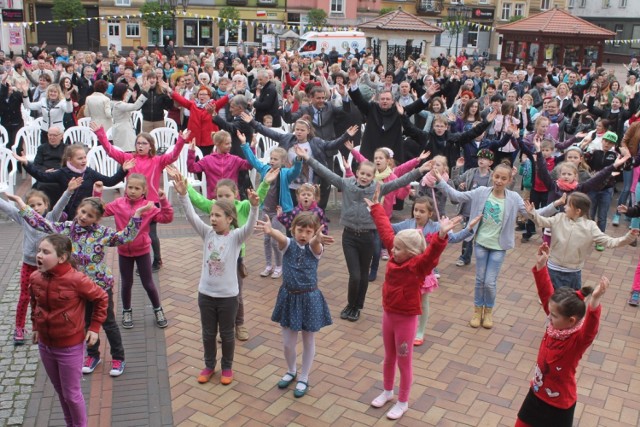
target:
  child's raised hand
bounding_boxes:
[396,102,405,116]
[346,125,359,137]
[554,192,568,208]
[123,158,136,171]
[240,111,253,124]
[344,140,354,151]
[524,199,535,213]
[255,215,272,235]
[158,189,166,200]
[89,121,101,133]
[617,204,628,214]
[236,130,247,144]
[535,242,550,271]
[293,144,309,160]
[438,215,462,238]
[93,181,103,195]
[173,175,187,196]
[68,177,83,192]
[264,167,280,184]
[165,164,180,180]
[363,182,382,208]
[5,193,26,210]
[247,189,260,207]
[12,151,28,165]
[275,205,283,217]
[614,152,631,168]
[418,150,431,162]
[455,156,465,169]
[134,201,155,217]
[181,129,192,142]
[188,139,196,151]
[590,275,610,309]
[467,214,482,230]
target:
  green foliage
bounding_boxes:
[379,8,396,15]
[140,2,173,31]
[509,15,525,23]
[443,16,464,36]
[306,9,327,28]
[52,0,85,29]
[219,6,240,31]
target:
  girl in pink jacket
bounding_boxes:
[187,130,252,199]
[91,122,187,271]
[94,175,173,330]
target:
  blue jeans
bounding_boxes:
[617,169,633,212]
[474,244,506,308]
[548,268,582,290]
[588,187,614,232]
[632,184,640,229]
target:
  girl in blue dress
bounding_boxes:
[257,212,333,398]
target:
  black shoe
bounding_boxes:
[368,270,377,282]
[521,234,531,243]
[152,260,162,272]
[347,308,360,322]
[516,223,526,231]
[340,305,352,320]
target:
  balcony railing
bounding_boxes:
[416,0,444,15]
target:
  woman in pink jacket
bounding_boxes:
[187,130,252,199]
[94,175,173,329]
[91,122,187,271]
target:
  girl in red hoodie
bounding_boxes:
[94,174,174,330]
[30,234,108,427]
[515,243,607,427]
[364,185,457,420]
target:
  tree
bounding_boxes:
[140,2,172,32]
[443,16,465,56]
[306,9,327,28]
[379,8,395,15]
[218,6,240,44]
[52,0,85,46]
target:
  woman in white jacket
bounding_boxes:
[110,82,148,152]
[83,80,112,132]
[19,81,72,144]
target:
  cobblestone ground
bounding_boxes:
[0,266,39,426]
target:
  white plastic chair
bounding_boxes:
[33,117,44,128]
[87,146,125,193]
[331,145,360,208]
[14,126,41,179]
[257,135,279,159]
[21,106,33,126]
[78,117,92,127]
[150,127,178,153]
[0,147,17,194]
[106,127,113,141]
[0,125,9,150]
[64,126,98,149]
[163,144,206,203]
[164,117,178,131]
[130,110,142,133]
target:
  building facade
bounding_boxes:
[569,0,637,62]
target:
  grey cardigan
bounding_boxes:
[307,157,423,230]
[436,182,558,250]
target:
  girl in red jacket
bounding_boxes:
[30,234,108,427]
[364,185,457,420]
[515,243,607,427]
[94,175,173,330]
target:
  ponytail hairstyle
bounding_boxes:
[212,199,238,229]
[296,183,320,200]
[566,192,591,218]
[550,286,594,320]
[374,147,396,169]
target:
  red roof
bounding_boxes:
[496,7,615,37]
[358,9,443,33]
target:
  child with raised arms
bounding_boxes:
[276,183,329,235]
[294,144,431,322]
[173,172,260,386]
[7,193,151,377]
[256,212,334,398]
[515,243,608,427]
[0,178,79,345]
[364,185,458,420]
[93,174,174,329]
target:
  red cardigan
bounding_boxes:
[30,263,108,348]
[171,92,229,147]
[371,204,448,315]
[531,266,601,409]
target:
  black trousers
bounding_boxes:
[85,288,125,361]
[342,228,375,309]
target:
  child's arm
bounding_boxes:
[77,274,109,337]
[309,226,324,257]
[276,206,296,231]
[174,174,211,238]
[90,165,129,189]
[379,166,425,196]
[159,129,188,167]
[413,217,457,278]
[298,150,344,190]
[531,243,554,315]
[240,142,267,175]
[0,195,22,223]
[186,141,205,174]
[314,206,329,235]
[578,157,627,193]
[446,215,481,243]
[256,214,288,251]
[591,222,637,248]
[47,178,82,221]
[100,203,151,247]
[369,203,397,251]
[187,183,214,214]
[154,191,174,224]
[521,193,564,219]
[90,122,130,164]
[7,194,68,234]
[234,190,260,244]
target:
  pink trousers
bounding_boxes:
[382,311,418,402]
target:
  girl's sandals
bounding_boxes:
[277,372,297,389]
[293,381,309,398]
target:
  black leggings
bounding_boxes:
[119,253,161,310]
[342,228,375,309]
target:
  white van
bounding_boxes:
[298,31,366,57]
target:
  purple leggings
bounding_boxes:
[382,311,418,402]
[119,253,161,310]
[39,342,87,427]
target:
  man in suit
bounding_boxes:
[282,86,346,140]
[73,65,95,106]
[253,69,281,127]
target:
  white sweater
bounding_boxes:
[180,194,258,298]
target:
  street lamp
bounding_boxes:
[447,3,472,57]
[160,0,190,44]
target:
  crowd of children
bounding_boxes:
[4,63,640,426]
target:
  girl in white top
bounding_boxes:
[174,173,259,387]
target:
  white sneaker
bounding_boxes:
[381,249,389,261]
[371,391,394,408]
[386,402,408,420]
[260,266,273,277]
[271,267,282,279]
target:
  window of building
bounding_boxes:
[568,0,575,7]
[115,0,131,6]
[330,0,344,14]
[501,3,512,21]
[614,23,624,46]
[620,0,627,7]
[467,30,478,48]
[514,3,525,18]
[579,0,586,7]
[219,25,248,46]
[184,19,213,47]
[126,22,140,37]
[541,0,551,9]
[602,0,611,7]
